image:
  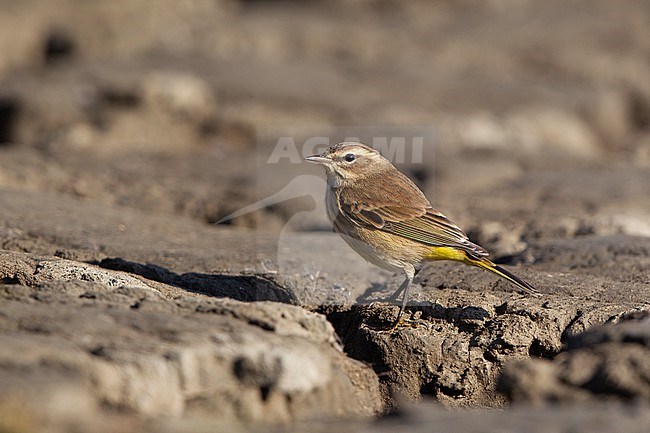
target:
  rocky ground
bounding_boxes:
[1,0,649,432]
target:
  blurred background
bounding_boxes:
[1,0,649,256]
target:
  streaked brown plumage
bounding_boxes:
[306,142,539,326]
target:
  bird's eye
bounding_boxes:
[344,153,356,162]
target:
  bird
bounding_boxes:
[305,141,539,328]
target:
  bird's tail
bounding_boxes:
[466,257,540,296]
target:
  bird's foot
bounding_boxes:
[377,316,419,334]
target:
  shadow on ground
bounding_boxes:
[94,257,296,304]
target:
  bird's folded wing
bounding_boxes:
[338,192,488,258]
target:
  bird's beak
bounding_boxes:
[304,154,330,164]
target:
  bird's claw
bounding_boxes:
[376,316,419,334]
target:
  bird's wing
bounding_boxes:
[337,176,488,258]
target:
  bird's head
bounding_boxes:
[305,142,389,184]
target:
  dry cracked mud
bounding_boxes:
[1,0,649,432]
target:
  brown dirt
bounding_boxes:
[0,0,649,431]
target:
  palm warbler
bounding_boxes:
[305,142,539,325]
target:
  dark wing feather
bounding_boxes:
[337,172,488,258]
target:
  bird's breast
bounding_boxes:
[324,186,340,224]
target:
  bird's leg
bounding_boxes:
[390,265,415,330]
[385,267,420,302]
[384,280,407,303]
[393,279,411,325]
